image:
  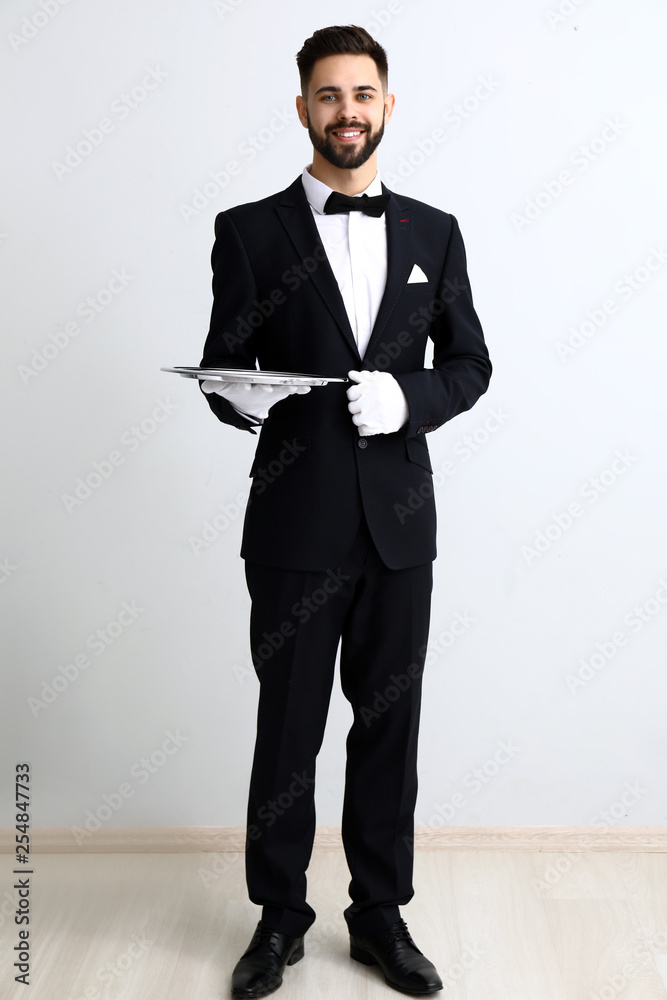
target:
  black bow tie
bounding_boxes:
[323,191,390,218]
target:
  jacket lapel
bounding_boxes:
[274,178,413,364]
[275,178,360,359]
[363,185,413,361]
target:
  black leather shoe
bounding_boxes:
[350,919,443,995]
[231,920,305,998]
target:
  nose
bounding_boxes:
[336,97,359,122]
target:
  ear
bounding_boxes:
[296,94,309,128]
[383,91,396,124]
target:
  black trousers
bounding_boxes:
[243,515,433,937]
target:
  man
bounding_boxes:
[200,25,491,998]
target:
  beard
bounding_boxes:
[307,113,385,170]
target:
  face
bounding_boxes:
[296,53,394,170]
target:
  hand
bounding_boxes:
[201,379,310,420]
[346,370,409,436]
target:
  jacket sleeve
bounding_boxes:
[199,211,262,434]
[393,215,492,437]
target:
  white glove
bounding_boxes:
[346,370,409,436]
[201,379,310,421]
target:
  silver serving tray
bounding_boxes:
[161,366,347,386]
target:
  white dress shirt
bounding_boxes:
[300,164,388,359]
[224,166,389,424]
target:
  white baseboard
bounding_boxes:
[2,825,667,853]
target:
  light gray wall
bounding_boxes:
[2,0,666,842]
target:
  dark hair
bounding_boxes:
[296,25,388,95]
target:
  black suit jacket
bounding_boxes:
[200,175,491,571]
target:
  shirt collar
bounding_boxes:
[301,164,383,215]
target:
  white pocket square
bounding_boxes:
[407,264,429,284]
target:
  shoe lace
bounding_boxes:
[385,919,418,948]
[252,922,285,955]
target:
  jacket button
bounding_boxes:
[357,438,367,449]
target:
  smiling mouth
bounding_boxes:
[330,128,366,141]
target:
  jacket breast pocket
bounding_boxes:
[405,437,432,472]
[403,282,434,296]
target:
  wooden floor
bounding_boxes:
[2,849,667,999]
